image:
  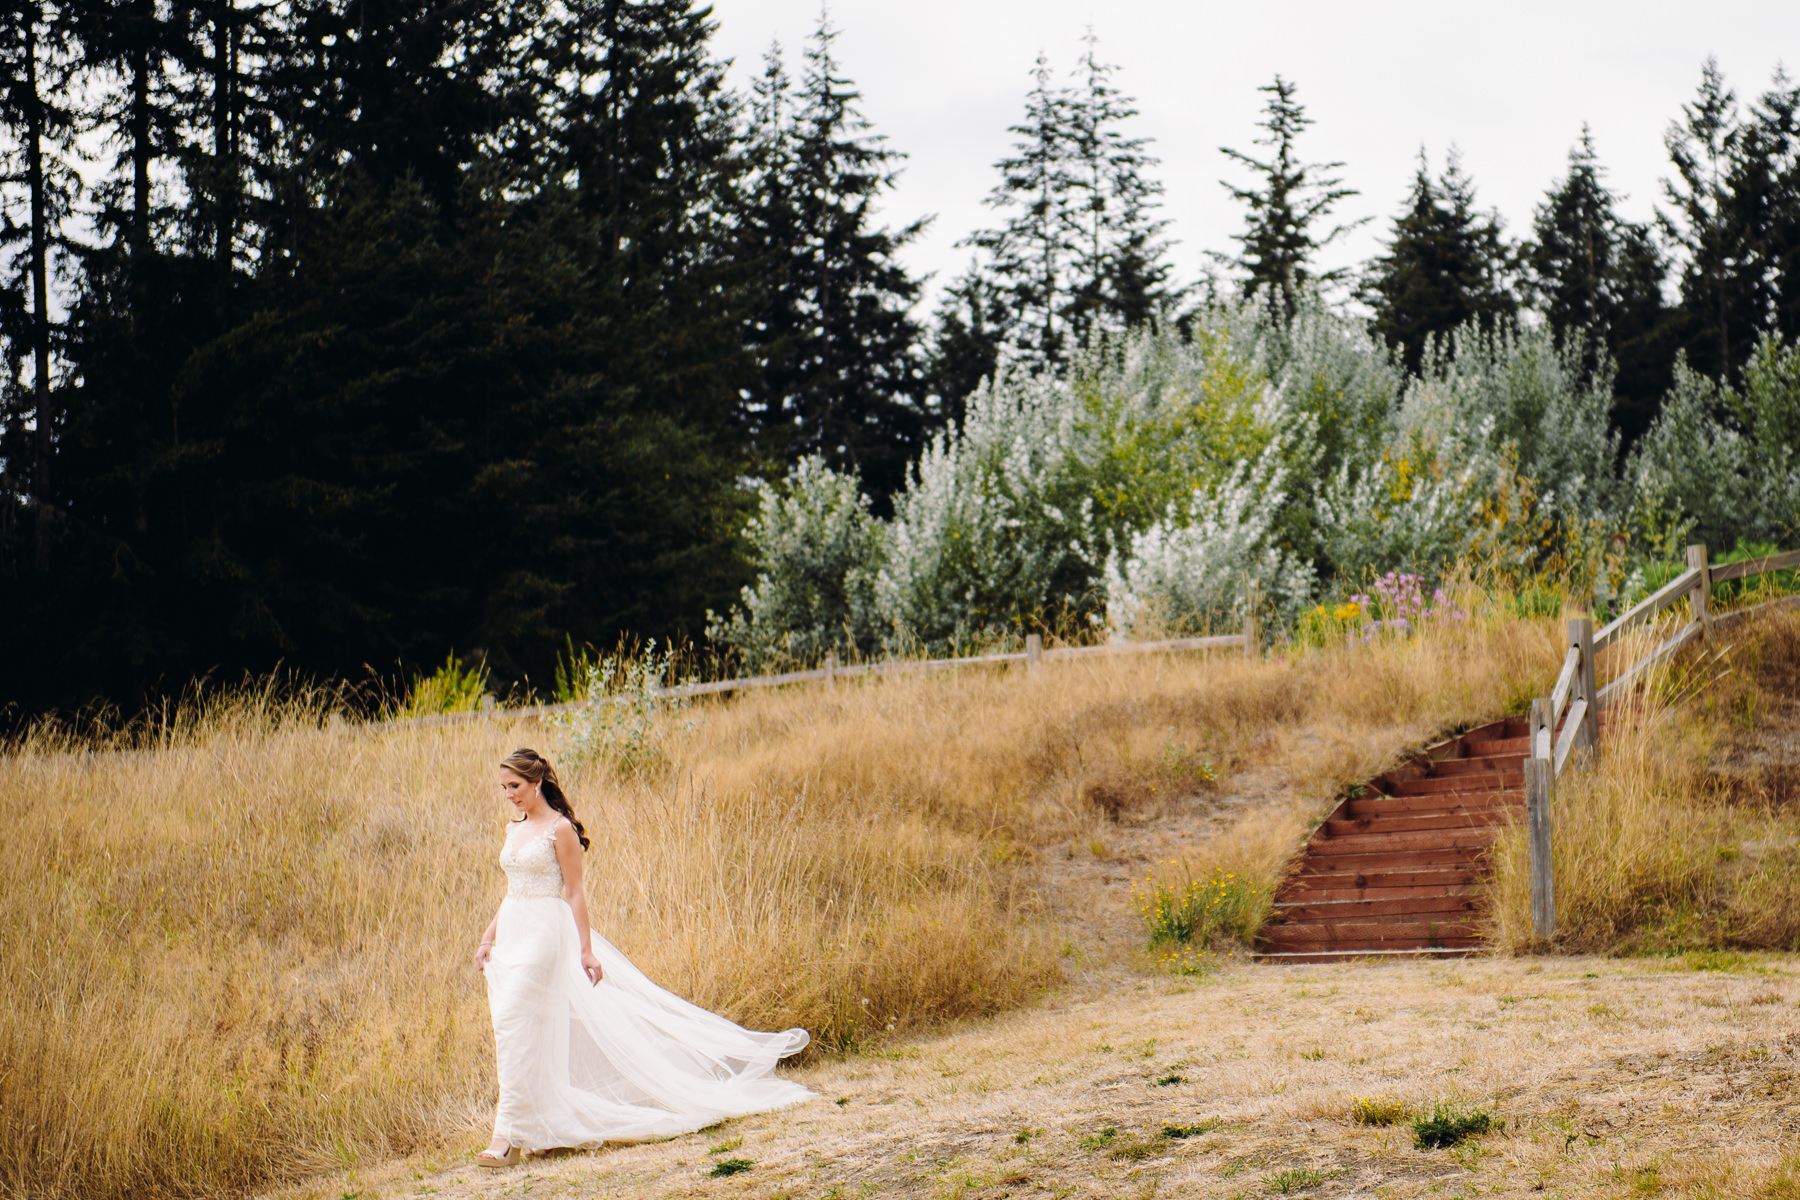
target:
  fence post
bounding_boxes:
[1570,617,1599,755]
[480,695,496,715]
[1026,633,1042,673]
[1686,543,1712,642]
[1524,750,1557,942]
[824,652,839,685]
[1243,582,1260,659]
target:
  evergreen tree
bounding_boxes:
[961,51,1074,371]
[922,263,1008,425]
[1524,129,1672,444]
[0,0,81,572]
[961,36,1174,373]
[1741,68,1800,346]
[1659,57,1765,382]
[743,17,927,506]
[1214,75,1362,321]
[1362,149,1517,375]
[1061,32,1176,344]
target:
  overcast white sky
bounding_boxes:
[706,0,1800,310]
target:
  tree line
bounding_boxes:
[2,1,1796,714]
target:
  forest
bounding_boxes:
[2,0,1798,713]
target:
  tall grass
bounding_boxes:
[1488,609,1800,952]
[1,606,1566,1200]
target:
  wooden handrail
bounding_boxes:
[1593,566,1701,651]
[1595,619,1704,706]
[1709,549,1800,583]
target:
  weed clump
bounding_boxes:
[1349,1094,1412,1125]
[1163,1120,1224,1138]
[1136,865,1268,955]
[1411,1100,1497,1148]
[1265,1166,1336,1192]
[708,1157,754,1177]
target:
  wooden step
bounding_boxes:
[1282,867,1478,890]
[1432,753,1527,775]
[1386,773,1521,796]
[1272,882,1477,903]
[1253,947,1479,963]
[1344,792,1521,817]
[1271,895,1480,921]
[1295,847,1484,873]
[1324,810,1513,838]
[1308,828,1502,856]
[1261,920,1483,948]
[1465,735,1528,757]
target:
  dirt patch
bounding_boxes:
[279,954,1800,1200]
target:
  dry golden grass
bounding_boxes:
[2,609,1563,1200]
[269,954,1800,1200]
[1489,608,1800,953]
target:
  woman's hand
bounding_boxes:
[581,948,604,986]
[475,941,493,972]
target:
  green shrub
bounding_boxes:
[1135,866,1267,949]
[394,653,489,717]
[1411,1100,1497,1149]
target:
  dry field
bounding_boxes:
[7,603,1800,1200]
[267,952,1800,1200]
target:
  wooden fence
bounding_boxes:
[1523,543,1800,939]
[379,606,1262,732]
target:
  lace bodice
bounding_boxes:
[500,821,566,899]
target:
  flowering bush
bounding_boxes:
[546,640,693,775]
[1348,572,1465,642]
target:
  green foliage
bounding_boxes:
[1135,866,1268,949]
[1411,1100,1497,1149]
[1076,1127,1118,1151]
[708,1157,754,1177]
[1264,1167,1335,1193]
[546,641,693,775]
[395,655,489,718]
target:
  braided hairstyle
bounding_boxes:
[500,748,590,850]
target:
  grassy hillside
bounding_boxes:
[15,602,1798,1200]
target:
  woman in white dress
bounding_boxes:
[473,748,813,1167]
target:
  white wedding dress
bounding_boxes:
[485,820,813,1149]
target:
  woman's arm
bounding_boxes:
[554,823,604,985]
[474,911,500,972]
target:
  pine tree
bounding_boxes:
[1660,57,1765,382]
[961,36,1174,372]
[1362,149,1517,375]
[744,16,927,505]
[1061,32,1176,344]
[0,0,81,571]
[1741,68,1800,346]
[922,263,1009,425]
[1214,75,1362,321]
[961,51,1074,371]
[1525,128,1672,444]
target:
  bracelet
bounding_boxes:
[479,939,494,948]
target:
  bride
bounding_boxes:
[473,748,813,1167]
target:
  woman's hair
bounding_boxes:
[500,748,590,850]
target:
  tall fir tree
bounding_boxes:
[922,264,1008,426]
[743,16,927,506]
[960,51,1074,372]
[957,35,1173,381]
[0,0,81,573]
[1214,75,1362,321]
[1362,149,1517,375]
[1525,128,1672,444]
[1060,32,1176,344]
[1659,57,1765,383]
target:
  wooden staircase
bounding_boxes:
[1256,718,1531,963]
